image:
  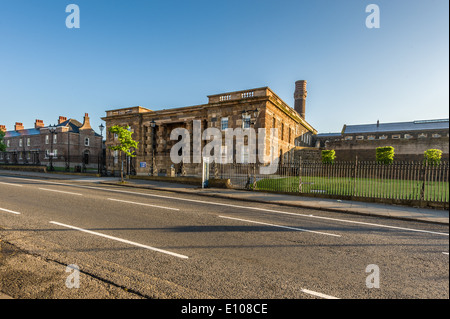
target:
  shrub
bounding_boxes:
[376,146,394,164]
[321,150,336,164]
[424,149,442,166]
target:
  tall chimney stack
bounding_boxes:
[0,125,6,132]
[294,80,307,119]
[58,116,67,124]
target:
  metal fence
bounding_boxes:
[0,151,105,174]
[212,160,449,206]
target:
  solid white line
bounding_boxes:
[107,198,180,211]
[0,181,23,187]
[49,221,189,259]
[0,207,21,215]
[3,176,448,237]
[38,188,82,196]
[301,289,339,299]
[219,215,341,237]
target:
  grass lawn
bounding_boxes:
[255,176,449,202]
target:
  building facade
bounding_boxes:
[316,119,450,161]
[102,81,318,176]
[0,113,103,170]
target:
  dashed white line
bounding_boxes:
[0,207,21,215]
[107,198,180,211]
[219,215,341,237]
[301,289,339,299]
[38,188,82,196]
[443,252,449,255]
[0,181,23,187]
[49,221,189,259]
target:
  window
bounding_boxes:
[45,135,49,144]
[432,133,441,138]
[19,139,23,147]
[344,136,353,140]
[418,133,427,139]
[242,114,251,129]
[221,117,228,131]
[404,134,413,139]
[272,117,276,128]
[241,145,249,163]
[281,123,284,140]
[53,135,57,144]
[85,137,90,146]
[367,135,376,140]
[392,134,401,139]
[6,140,10,147]
[356,136,364,140]
[379,135,387,140]
[27,138,31,146]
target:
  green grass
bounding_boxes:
[255,176,449,202]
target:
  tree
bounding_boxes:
[108,125,139,182]
[424,149,442,166]
[376,146,394,164]
[0,130,6,152]
[321,150,336,164]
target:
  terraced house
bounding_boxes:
[0,113,103,171]
[102,81,318,176]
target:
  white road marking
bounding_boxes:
[301,289,339,299]
[39,188,82,196]
[0,181,23,187]
[49,221,189,259]
[2,176,448,237]
[443,252,449,255]
[219,215,341,237]
[0,207,21,215]
[107,198,180,211]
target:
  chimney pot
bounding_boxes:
[14,122,24,131]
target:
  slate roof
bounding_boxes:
[4,128,41,138]
[343,119,449,135]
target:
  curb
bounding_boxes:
[99,181,449,226]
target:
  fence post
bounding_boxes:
[420,161,428,203]
[353,155,358,197]
[298,156,303,193]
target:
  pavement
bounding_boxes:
[0,169,448,226]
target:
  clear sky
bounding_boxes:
[0,0,448,134]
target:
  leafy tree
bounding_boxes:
[108,125,139,182]
[424,149,442,166]
[376,146,395,164]
[321,150,336,164]
[0,130,6,152]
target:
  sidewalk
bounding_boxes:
[101,178,449,226]
[0,169,448,225]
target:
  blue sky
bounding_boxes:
[0,0,448,134]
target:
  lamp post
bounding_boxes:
[48,124,57,171]
[99,123,105,176]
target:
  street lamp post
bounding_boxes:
[48,124,57,171]
[99,123,105,176]
[150,119,157,176]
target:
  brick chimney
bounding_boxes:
[14,122,24,131]
[294,80,307,119]
[0,125,6,132]
[80,113,91,130]
[58,116,67,124]
[35,119,45,129]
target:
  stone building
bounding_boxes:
[315,119,449,161]
[0,113,103,170]
[102,81,318,176]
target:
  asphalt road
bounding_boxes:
[0,174,448,300]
